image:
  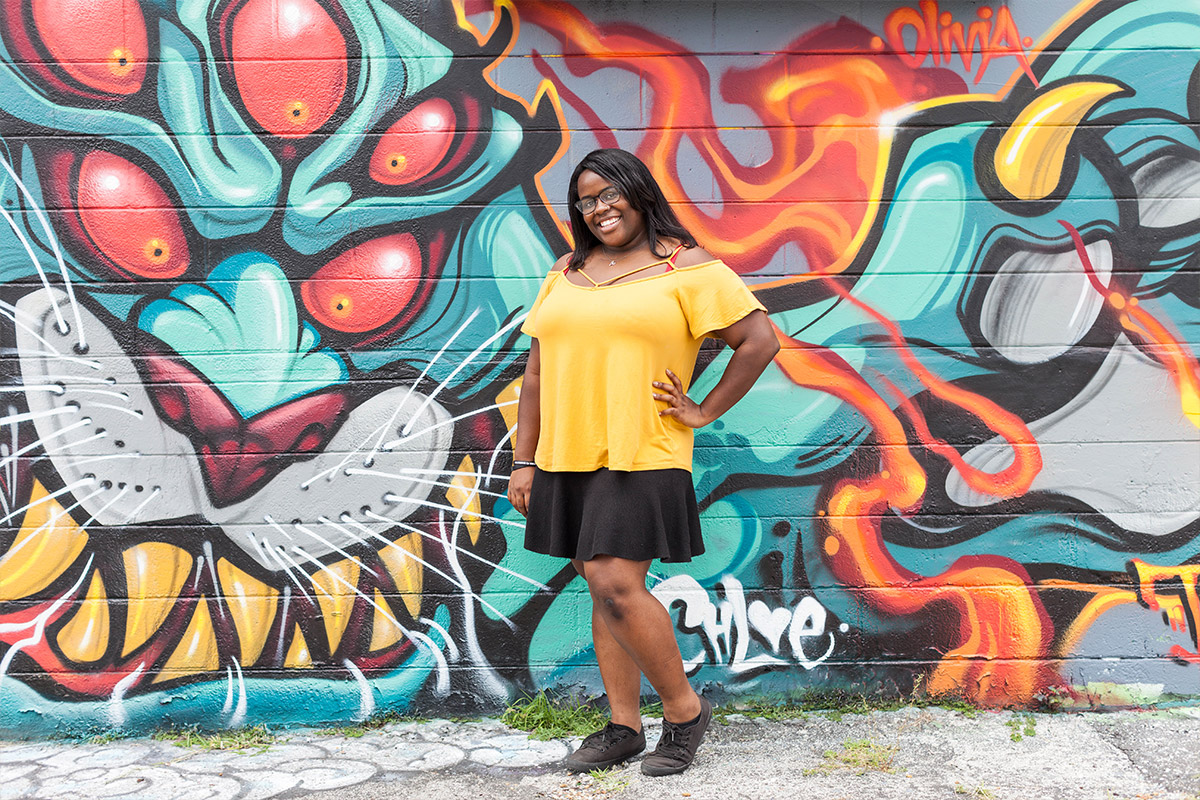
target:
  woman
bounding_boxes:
[507,148,779,776]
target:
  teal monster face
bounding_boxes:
[0,0,563,725]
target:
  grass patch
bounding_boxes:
[502,692,610,740]
[954,784,996,798]
[587,767,631,795]
[152,724,276,753]
[803,738,898,776]
[1005,714,1037,742]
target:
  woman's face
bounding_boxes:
[576,169,647,251]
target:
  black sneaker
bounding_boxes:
[640,696,712,776]
[564,722,646,772]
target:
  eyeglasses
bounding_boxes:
[574,186,621,215]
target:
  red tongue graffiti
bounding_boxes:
[142,351,349,506]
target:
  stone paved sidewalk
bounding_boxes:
[3,707,1200,799]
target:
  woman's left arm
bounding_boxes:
[654,309,780,428]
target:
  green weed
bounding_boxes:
[1005,714,1037,742]
[152,724,276,753]
[954,783,996,798]
[803,738,898,776]
[501,691,609,740]
[586,767,631,794]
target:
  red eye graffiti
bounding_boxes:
[228,0,348,136]
[370,99,457,186]
[301,233,426,334]
[74,151,190,279]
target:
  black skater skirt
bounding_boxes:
[524,467,704,563]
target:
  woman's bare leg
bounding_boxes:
[573,559,643,731]
[580,555,702,724]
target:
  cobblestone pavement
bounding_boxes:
[3,708,1200,800]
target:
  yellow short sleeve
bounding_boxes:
[520,269,561,338]
[675,260,767,338]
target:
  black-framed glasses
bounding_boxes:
[574,186,621,215]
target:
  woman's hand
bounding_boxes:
[508,466,534,516]
[653,369,712,428]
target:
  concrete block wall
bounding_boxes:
[0,0,1196,735]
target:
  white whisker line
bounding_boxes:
[203,541,224,618]
[0,304,98,369]
[0,475,94,525]
[42,374,117,386]
[345,468,508,499]
[0,202,68,336]
[360,509,548,591]
[485,424,516,489]
[0,385,65,394]
[446,473,518,630]
[342,657,376,720]
[301,310,487,491]
[0,154,84,348]
[0,406,80,427]
[330,515,514,625]
[419,616,460,662]
[0,554,94,687]
[402,313,525,437]
[289,546,449,669]
[57,452,141,469]
[292,523,369,572]
[370,308,482,456]
[87,403,143,419]
[382,495,526,528]
[2,487,103,560]
[113,486,161,526]
[31,430,109,463]
[79,484,130,530]
[268,546,314,604]
[0,418,94,472]
[63,388,131,402]
[389,467,509,483]
[386,401,518,449]
[193,555,206,591]
[275,586,292,663]
[263,514,296,541]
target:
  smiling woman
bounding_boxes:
[508,148,779,777]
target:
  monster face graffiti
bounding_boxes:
[0,0,563,726]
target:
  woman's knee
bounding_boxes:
[584,559,648,620]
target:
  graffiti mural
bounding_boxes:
[0,0,1196,735]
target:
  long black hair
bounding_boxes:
[565,148,698,270]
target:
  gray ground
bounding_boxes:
[3,707,1200,800]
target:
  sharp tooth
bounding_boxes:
[378,531,423,618]
[284,624,312,668]
[368,588,404,651]
[57,570,109,663]
[0,480,89,601]
[122,542,194,656]
[311,558,359,654]
[497,379,521,434]
[446,455,482,544]
[153,597,218,683]
[216,558,278,667]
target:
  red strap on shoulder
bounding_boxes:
[561,263,571,274]
[665,244,686,270]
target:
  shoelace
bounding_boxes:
[654,721,690,756]
[583,723,630,749]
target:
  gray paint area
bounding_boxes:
[2,708,1199,799]
[948,339,1200,536]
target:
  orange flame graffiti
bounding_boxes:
[510,0,965,271]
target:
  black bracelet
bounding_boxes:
[512,460,537,470]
